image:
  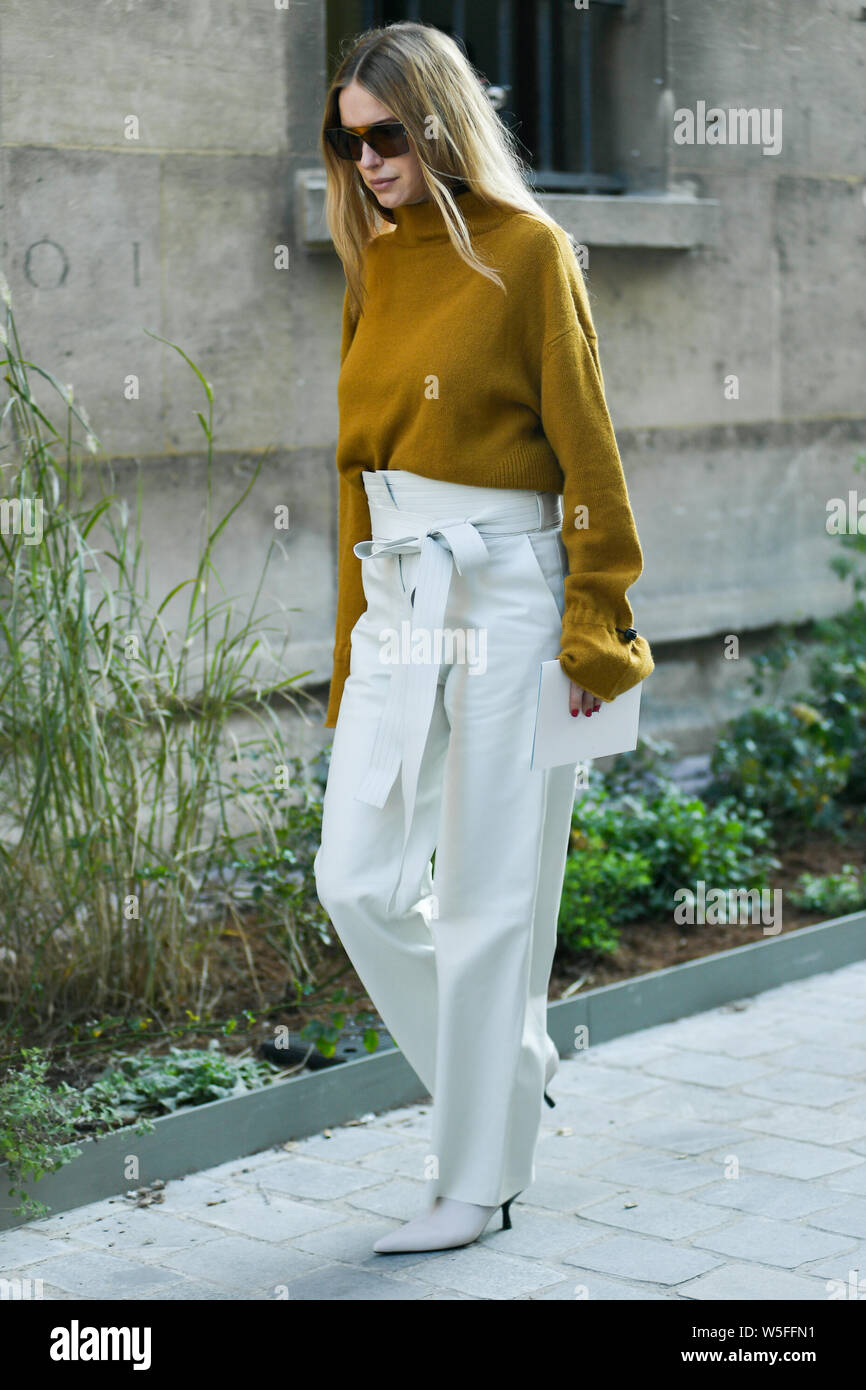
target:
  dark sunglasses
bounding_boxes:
[324,121,411,162]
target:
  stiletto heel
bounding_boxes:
[544,1089,556,1108]
[500,1189,523,1230]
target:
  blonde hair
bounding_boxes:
[321,20,580,326]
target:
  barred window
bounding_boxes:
[327,1,628,195]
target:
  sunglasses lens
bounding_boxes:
[326,128,359,160]
[326,123,409,161]
[370,124,409,157]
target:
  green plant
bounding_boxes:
[567,780,779,927]
[707,704,851,842]
[0,272,320,1029]
[296,986,383,1058]
[788,864,866,915]
[0,1047,152,1221]
[557,828,653,956]
[82,1041,284,1120]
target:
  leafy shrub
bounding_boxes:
[707,704,851,841]
[84,1041,283,1119]
[788,864,866,915]
[0,1047,152,1221]
[563,781,779,932]
[557,828,653,956]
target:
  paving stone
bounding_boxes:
[291,1217,421,1265]
[532,1095,659,1134]
[712,1136,863,1180]
[561,1231,724,1285]
[799,1239,866,1292]
[677,1262,829,1300]
[611,1116,744,1155]
[158,1175,254,1211]
[697,1172,853,1220]
[363,1109,434,1138]
[7,1251,181,1297]
[651,1019,784,1061]
[248,1155,386,1200]
[754,1017,866,1050]
[387,1244,566,1298]
[24,1197,130,1235]
[805,1196,866,1240]
[692,1215,855,1268]
[825,1162,866,1195]
[521,1168,627,1212]
[133,1280,253,1300]
[576,1040,680,1070]
[765,1042,866,1077]
[56,1208,224,1258]
[189,1148,288,1181]
[534,1131,635,1172]
[639,1052,776,1089]
[550,1064,667,1102]
[280,1264,428,1299]
[422,1289,479,1299]
[476,1210,609,1261]
[344,1177,432,1221]
[532,1272,672,1300]
[586,1151,720,1195]
[189,1192,349,1241]
[573,1188,731,1240]
[740,1071,863,1109]
[355,1139,440,1181]
[774,991,865,1021]
[625,1080,776,1123]
[739,1104,866,1145]
[0,1228,87,1269]
[289,1126,410,1162]
[21,1283,81,1301]
[152,1234,326,1291]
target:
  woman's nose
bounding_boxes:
[359,143,383,170]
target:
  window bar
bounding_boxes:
[535,0,553,174]
[497,0,513,97]
[451,0,466,39]
[578,6,593,180]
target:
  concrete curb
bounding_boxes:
[1,909,863,1231]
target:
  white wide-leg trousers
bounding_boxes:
[314,469,577,1208]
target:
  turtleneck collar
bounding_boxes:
[387,185,507,247]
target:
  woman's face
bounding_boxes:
[337,79,429,208]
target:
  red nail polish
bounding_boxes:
[570,709,578,717]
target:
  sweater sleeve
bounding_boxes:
[323,287,371,729]
[539,284,654,703]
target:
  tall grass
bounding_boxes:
[0,273,315,1035]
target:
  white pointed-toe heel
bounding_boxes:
[373,1190,524,1254]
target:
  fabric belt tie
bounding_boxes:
[352,491,560,916]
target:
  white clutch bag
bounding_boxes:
[530,659,643,771]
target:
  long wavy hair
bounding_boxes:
[321,21,580,325]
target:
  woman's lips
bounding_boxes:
[370,177,395,189]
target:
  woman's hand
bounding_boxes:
[569,681,602,717]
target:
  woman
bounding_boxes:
[312,21,654,1255]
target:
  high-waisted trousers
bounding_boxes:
[313,469,578,1208]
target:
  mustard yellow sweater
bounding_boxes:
[324,186,653,729]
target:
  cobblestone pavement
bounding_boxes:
[2,960,866,1300]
